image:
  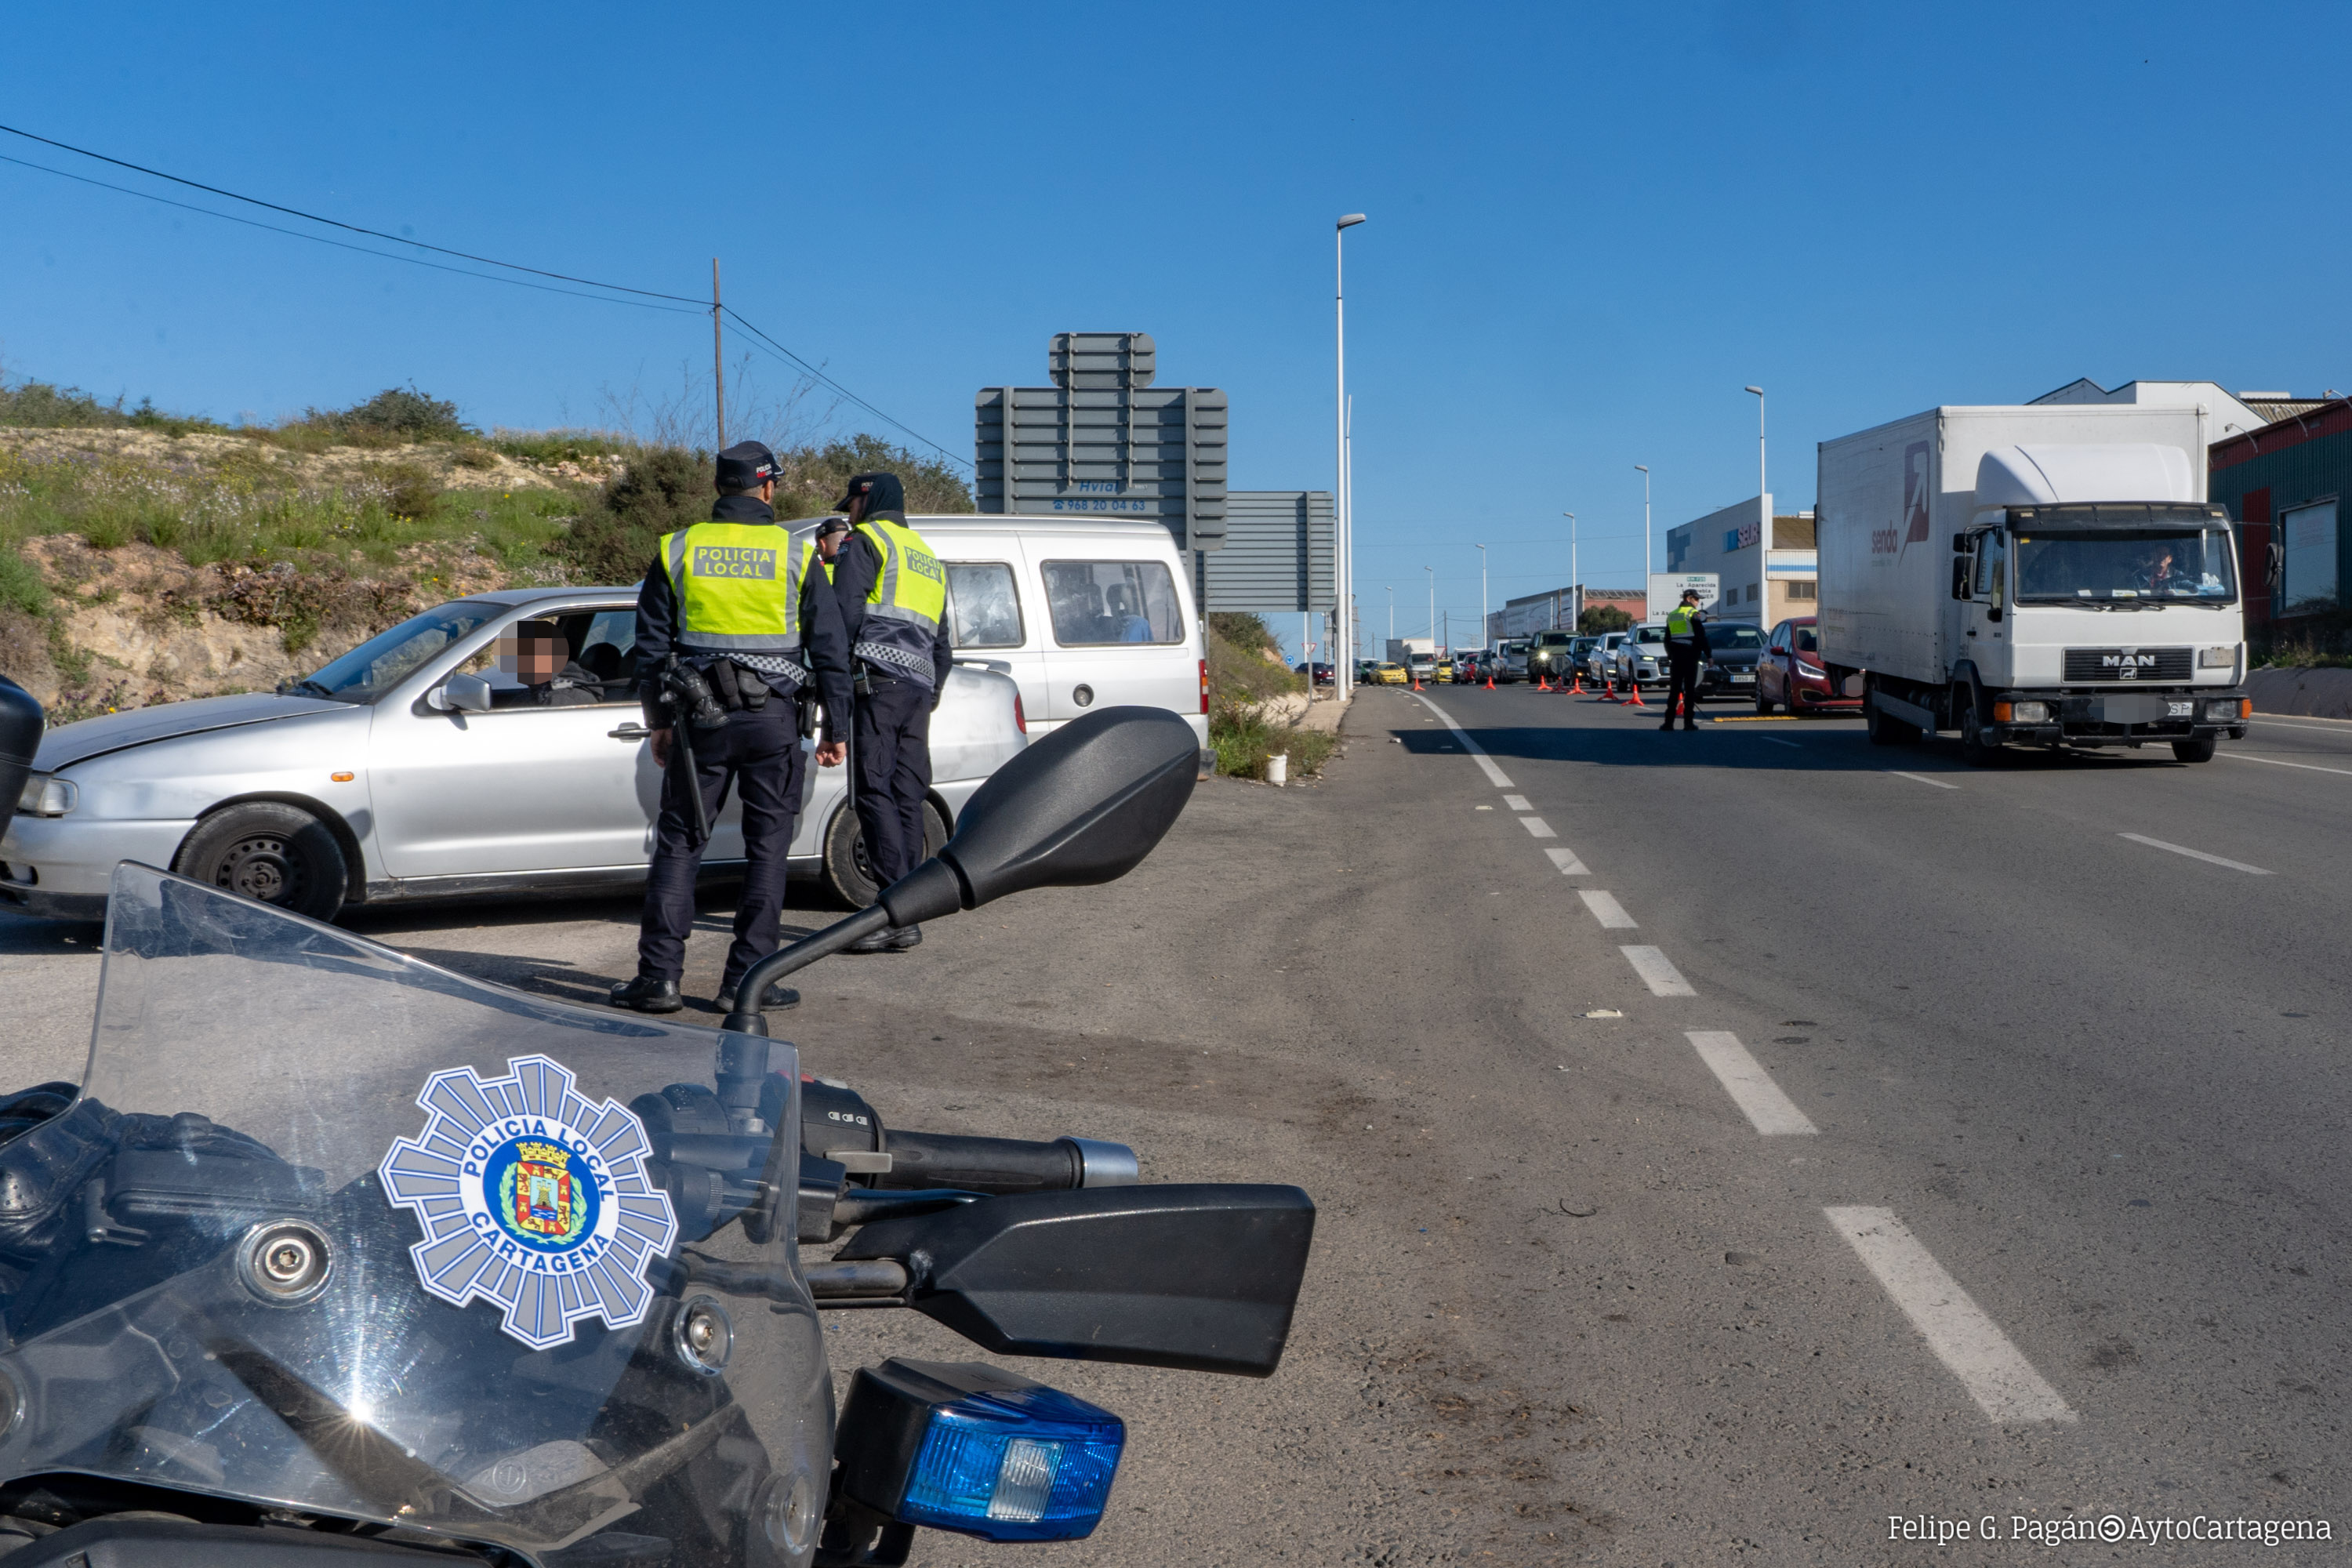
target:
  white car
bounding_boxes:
[0,586,1028,924]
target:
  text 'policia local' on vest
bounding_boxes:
[853,517,946,683]
[660,521,818,657]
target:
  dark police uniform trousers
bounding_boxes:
[639,700,808,990]
[852,674,934,887]
[1664,639,1704,720]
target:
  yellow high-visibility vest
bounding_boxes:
[851,516,947,681]
[657,521,815,652]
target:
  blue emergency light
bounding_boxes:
[833,1359,1125,1542]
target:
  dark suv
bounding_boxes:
[1524,630,1580,686]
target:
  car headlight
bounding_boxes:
[16,774,76,818]
[2205,697,2249,723]
[2199,645,2238,668]
[1795,661,1828,680]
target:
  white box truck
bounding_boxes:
[1817,405,2249,764]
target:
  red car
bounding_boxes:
[1755,616,1860,715]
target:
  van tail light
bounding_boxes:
[1199,659,1210,715]
[1013,692,1027,735]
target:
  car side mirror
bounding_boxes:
[434,672,493,713]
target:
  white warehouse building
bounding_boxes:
[1664,495,1817,629]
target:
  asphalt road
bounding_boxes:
[1,688,2346,1563]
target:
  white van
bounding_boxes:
[800,514,1210,747]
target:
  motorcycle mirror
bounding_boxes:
[880,704,1200,924]
[0,676,43,842]
[720,707,1198,1032]
[833,1183,1316,1377]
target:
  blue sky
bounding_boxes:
[5,1,2347,653]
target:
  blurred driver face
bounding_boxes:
[497,622,569,685]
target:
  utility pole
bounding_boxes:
[1475,543,1487,649]
[1747,385,1767,626]
[1335,214,1366,701]
[1424,566,1435,645]
[1635,466,1652,616]
[1564,512,1578,632]
[711,258,727,451]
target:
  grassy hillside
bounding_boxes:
[0,376,970,720]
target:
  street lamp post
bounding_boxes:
[1746,385,1766,626]
[1387,586,1394,648]
[1424,566,1435,648]
[1335,213,1366,701]
[1634,465,1652,617]
[1474,543,1487,650]
[1563,512,1577,632]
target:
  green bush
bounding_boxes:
[554,447,713,584]
[771,434,975,520]
[1209,699,1337,781]
[299,387,473,443]
[1578,603,1633,633]
[0,546,46,617]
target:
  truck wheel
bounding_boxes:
[2172,738,2217,764]
[1864,693,1918,747]
[1958,696,2002,767]
[822,799,950,908]
[174,802,347,923]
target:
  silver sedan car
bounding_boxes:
[0,586,1027,923]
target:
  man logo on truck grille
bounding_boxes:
[2103,652,2156,680]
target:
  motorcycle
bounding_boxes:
[0,696,1315,1566]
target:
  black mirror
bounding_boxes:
[876,705,1199,928]
[0,677,43,843]
[1951,557,1969,601]
[720,706,1202,1031]
[834,1183,1316,1377]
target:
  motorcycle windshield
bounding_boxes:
[0,862,826,1563]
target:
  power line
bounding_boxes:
[0,154,706,318]
[0,122,968,465]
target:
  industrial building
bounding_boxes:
[2210,398,2352,635]
[1484,587,1644,644]
[1664,497,1817,628]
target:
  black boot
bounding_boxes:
[847,926,901,954]
[716,982,800,1012]
[888,924,922,951]
[608,975,683,1014]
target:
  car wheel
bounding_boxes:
[174,802,347,922]
[1755,684,1774,715]
[822,798,950,908]
[2172,738,2217,764]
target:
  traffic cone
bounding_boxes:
[1538,673,1552,691]
[1628,681,1648,708]
[1600,672,1619,702]
[1411,675,1422,690]
[1570,670,1585,695]
[1485,673,1494,690]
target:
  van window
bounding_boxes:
[945,561,1025,648]
[1042,561,1183,645]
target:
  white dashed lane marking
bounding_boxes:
[1824,1207,2077,1425]
[1519,816,1556,839]
[1577,890,1637,929]
[2225,752,2352,779]
[1502,794,1532,811]
[1685,1031,1817,1135]
[1544,847,1590,876]
[1414,695,1512,787]
[1618,946,1695,996]
[2118,833,2272,875]
[1758,736,1799,749]
[1888,771,1959,790]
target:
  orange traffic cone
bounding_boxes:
[1485,673,1495,690]
[1600,672,1619,702]
[1628,682,1648,708]
[1411,675,1422,690]
[1537,673,1552,691]
[1570,670,1585,695]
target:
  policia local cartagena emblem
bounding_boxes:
[379,1055,679,1348]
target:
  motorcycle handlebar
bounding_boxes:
[873,1131,1138,1196]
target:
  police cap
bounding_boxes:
[715,441,783,492]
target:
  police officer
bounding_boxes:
[829,472,953,952]
[610,441,854,1014]
[1661,587,1710,732]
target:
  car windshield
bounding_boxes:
[291,601,503,702]
[12,863,812,1561]
[2012,528,2237,604]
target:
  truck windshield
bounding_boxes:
[2013,528,2237,604]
